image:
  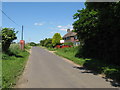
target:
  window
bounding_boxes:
[74,36,77,39]
[66,37,70,40]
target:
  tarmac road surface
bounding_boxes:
[15,47,115,88]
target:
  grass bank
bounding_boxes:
[55,47,86,65]
[2,44,30,88]
[47,46,120,86]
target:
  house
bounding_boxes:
[63,29,80,46]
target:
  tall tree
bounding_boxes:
[40,38,53,48]
[73,2,120,65]
[52,33,62,46]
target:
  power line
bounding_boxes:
[0,9,21,27]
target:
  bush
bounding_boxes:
[29,42,37,46]
[40,38,53,48]
[46,44,53,48]
[103,67,120,81]
[1,28,17,52]
[64,42,73,46]
[25,44,31,50]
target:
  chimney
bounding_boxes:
[67,29,70,33]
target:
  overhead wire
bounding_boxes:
[0,8,22,42]
[0,9,21,28]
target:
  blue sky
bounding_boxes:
[2,2,85,43]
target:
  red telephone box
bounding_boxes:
[20,40,25,50]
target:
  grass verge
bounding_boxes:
[2,44,30,88]
[55,47,86,66]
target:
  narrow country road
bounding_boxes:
[16,47,114,88]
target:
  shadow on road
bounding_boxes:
[73,66,97,75]
[73,66,120,87]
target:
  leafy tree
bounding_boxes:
[40,38,53,48]
[52,33,62,46]
[29,42,37,46]
[73,8,98,41]
[44,38,52,48]
[1,28,17,52]
[40,39,45,46]
[73,2,120,65]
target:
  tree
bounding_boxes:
[1,28,17,52]
[73,2,120,65]
[73,8,98,41]
[40,39,45,46]
[52,33,62,46]
[40,38,53,48]
[29,42,37,46]
[44,38,52,48]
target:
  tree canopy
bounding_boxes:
[1,28,17,52]
[40,38,53,48]
[73,2,120,65]
[52,33,62,46]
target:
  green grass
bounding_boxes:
[55,47,86,65]
[2,44,30,88]
[47,47,58,51]
[25,44,31,50]
[39,46,58,51]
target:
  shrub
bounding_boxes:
[64,42,73,46]
[40,38,53,48]
[1,28,17,52]
[29,42,37,46]
[103,67,120,81]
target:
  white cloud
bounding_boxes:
[34,22,44,26]
[57,24,73,31]
[57,25,62,28]
[59,28,67,31]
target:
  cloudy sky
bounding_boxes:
[2,2,85,43]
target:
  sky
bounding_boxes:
[2,2,85,43]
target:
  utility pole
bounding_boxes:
[22,25,23,40]
[20,25,25,50]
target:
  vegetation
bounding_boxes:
[2,44,30,88]
[40,38,53,48]
[1,28,18,53]
[1,27,30,88]
[64,42,73,46]
[73,2,120,65]
[29,42,37,46]
[52,33,62,47]
[40,33,62,48]
[55,47,85,65]
[25,43,32,50]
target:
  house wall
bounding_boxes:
[64,36,79,42]
[71,37,75,42]
[63,36,80,46]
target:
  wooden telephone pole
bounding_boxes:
[20,25,25,50]
[22,25,23,40]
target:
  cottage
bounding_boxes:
[63,29,80,46]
